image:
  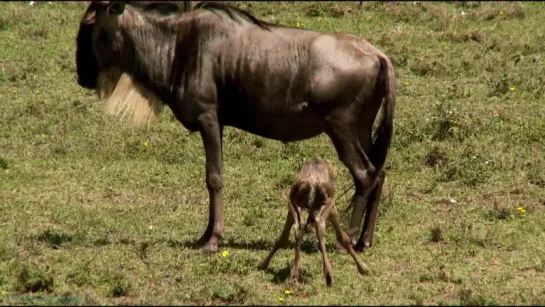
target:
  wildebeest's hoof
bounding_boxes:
[354,240,371,253]
[199,243,219,255]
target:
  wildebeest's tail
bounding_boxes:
[340,56,396,214]
[370,56,396,171]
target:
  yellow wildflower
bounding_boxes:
[221,250,230,257]
[517,206,526,213]
[498,11,504,16]
[143,141,149,147]
[284,289,292,295]
[509,86,516,92]
[441,42,447,46]
[12,89,17,93]
[404,81,410,86]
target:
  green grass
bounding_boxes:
[1,1,545,305]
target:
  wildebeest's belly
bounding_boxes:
[222,106,325,143]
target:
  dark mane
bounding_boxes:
[126,1,193,16]
[193,1,272,30]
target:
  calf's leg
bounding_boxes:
[258,203,296,270]
[329,206,371,276]
[315,204,334,287]
[290,206,307,283]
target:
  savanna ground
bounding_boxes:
[1,1,545,305]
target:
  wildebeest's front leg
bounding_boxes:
[196,112,224,254]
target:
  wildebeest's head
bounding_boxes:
[75,1,192,125]
[76,1,190,88]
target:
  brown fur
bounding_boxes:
[75,1,396,254]
[258,159,371,287]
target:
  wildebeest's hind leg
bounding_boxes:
[324,111,378,248]
[349,114,385,252]
[356,168,386,251]
[196,114,225,254]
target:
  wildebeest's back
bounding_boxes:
[216,25,321,110]
[177,9,387,142]
[202,19,326,141]
[308,33,384,106]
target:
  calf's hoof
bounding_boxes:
[335,242,349,254]
[290,269,300,283]
[325,273,333,287]
[357,263,372,276]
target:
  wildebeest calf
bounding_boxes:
[258,159,371,287]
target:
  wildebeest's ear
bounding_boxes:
[108,1,125,15]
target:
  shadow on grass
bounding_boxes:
[261,265,314,285]
[267,265,292,284]
[31,229,342,254]
[165,237,340,254]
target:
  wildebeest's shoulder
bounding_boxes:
[179,8,244,35]
[193,1,271,30]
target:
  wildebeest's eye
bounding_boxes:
[108,1,126,15]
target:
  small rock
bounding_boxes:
[439,197,457,205]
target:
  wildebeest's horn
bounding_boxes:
[81,9,96,25]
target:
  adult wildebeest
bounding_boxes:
[75,1,396,254]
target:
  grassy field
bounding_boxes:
[1,1,545,305]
